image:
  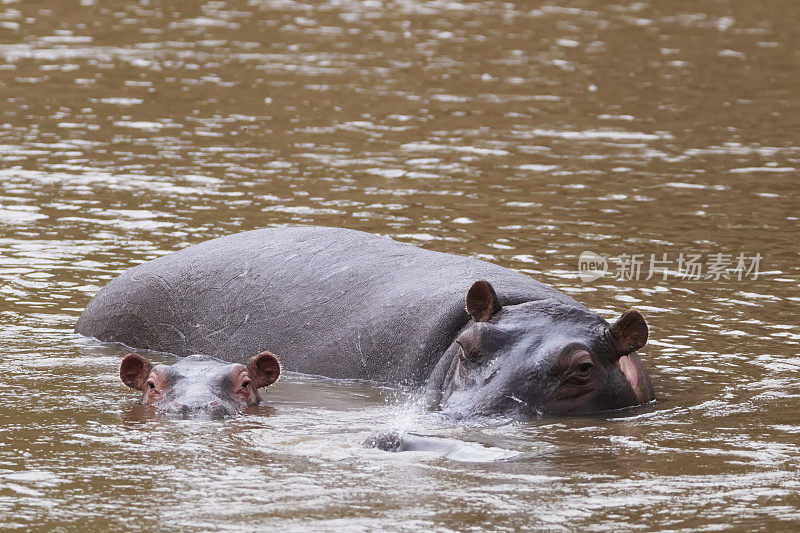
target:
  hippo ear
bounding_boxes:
[466,280,502,322]
[120,353,152,390]
[247,351,281,389]
[611,310,648,356]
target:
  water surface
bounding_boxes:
[1,0,799,530]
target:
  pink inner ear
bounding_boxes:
[120,354,152,390]
[247,351,281,389]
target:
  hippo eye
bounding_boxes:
[458,346,481,364]
[562,350,595,383]
[147,381,156,389]
[241,380,250,389]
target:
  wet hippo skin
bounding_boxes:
[77,226,654,417]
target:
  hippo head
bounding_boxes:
[120,351,281,418]
[440,281,654,418]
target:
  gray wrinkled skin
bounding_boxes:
[77,226,574,382]
[77,226,652,417]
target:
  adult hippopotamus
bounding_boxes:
[77,226,654,418]
[119,351,280,417]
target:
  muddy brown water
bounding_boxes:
[0,1,799,530]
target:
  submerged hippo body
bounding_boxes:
[77,226,653,417]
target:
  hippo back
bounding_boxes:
[76,226,580,385]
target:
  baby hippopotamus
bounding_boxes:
[120,350,281,418]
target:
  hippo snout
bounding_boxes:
[172,403,191,418]
[169,401,232,419]
[205,401,231,419]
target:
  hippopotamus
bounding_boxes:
[77,226,654,418]
[119,351,280,417]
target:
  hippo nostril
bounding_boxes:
[172,403,190,418]
[207,403,229,419]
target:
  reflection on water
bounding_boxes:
[0,0,798,530]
